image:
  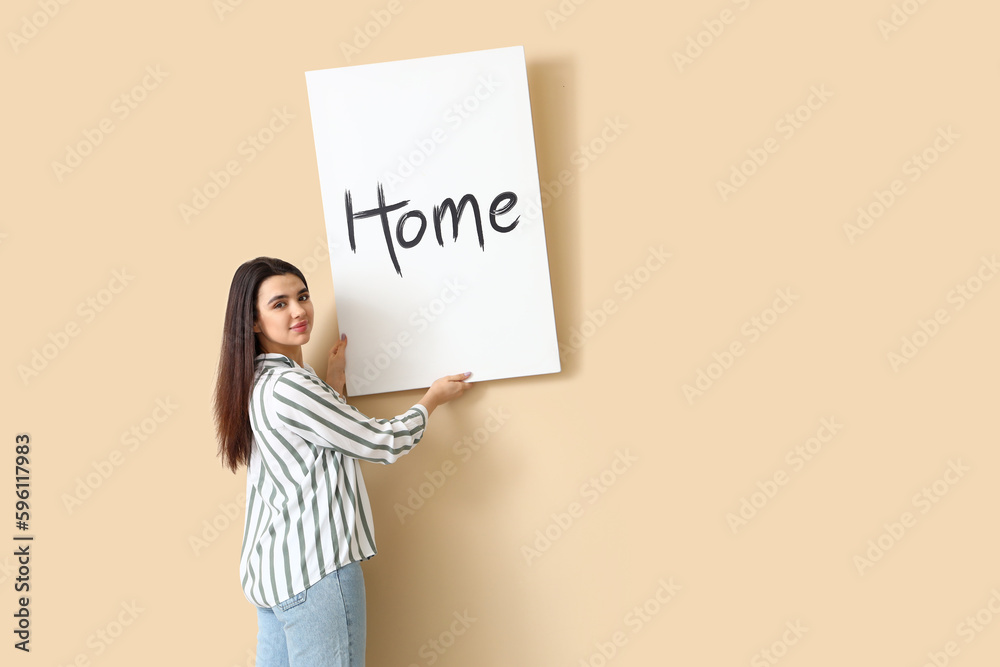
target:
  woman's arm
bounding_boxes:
[261,339,472,463]
[326,334,348,396]
[265,369,430,464]
[418,373,474,416]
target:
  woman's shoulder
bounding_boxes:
[253,354,320,392]
[254,353,298,386]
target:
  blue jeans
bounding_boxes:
[255,562,366,667]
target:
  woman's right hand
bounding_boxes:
[419,372,473,415]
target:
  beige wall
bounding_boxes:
[5,0,999,665]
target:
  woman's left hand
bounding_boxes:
[326,333,348,395]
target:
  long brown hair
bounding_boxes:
[214,257,308,472]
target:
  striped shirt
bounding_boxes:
[240,352,428,608]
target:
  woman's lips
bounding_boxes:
[291,321,308,332]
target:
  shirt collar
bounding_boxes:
[255,352,313,373]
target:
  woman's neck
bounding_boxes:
[262,343,303,368]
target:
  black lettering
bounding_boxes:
[346,185,524,276]
[489,191,519,232]
[396,210,427,249]
[345,184,409,276]
[433,195,484,250]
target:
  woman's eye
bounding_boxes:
[300,294,310,301]
[274,302,285,309]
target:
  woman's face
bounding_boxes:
[253,273,313,358]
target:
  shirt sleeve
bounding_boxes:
[267,367,428,464]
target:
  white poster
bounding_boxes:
[305,46,560,396]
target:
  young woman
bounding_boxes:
[214,256,472,667]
